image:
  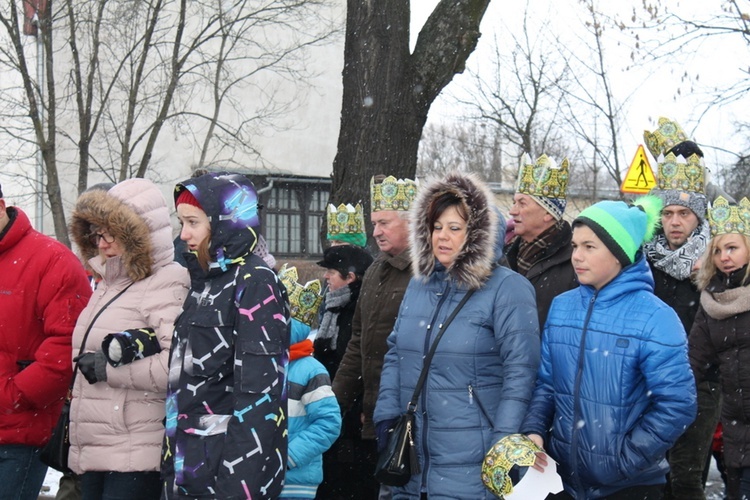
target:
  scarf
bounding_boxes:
[701,266,750,320]
[515,220,565,275]
[316,285,353,350]
[290,339,314,361]
[643,220,710,281]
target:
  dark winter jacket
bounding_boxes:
[0,207,91,447]
[331,250,411,440]
[523,254,697,499]
[650,264,701,335]
[374,172,540,499]
[313,279,361,379]
[161,173,290,499]
[504,221,577,327]
[689,268,750,469]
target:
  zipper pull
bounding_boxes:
[468,385,473,404]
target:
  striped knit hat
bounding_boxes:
[574,195,663,267]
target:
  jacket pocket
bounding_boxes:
[468,384,495,431]
[185,322,234,378]
[237,339,284,396]
[173,421,226,496]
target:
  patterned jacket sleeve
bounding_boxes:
[105,265,188,392]
[215,266,290,499]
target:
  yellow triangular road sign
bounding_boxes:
[621,144,656,195]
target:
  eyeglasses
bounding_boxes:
[88,231,115,246]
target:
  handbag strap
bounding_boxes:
[406,289,475,413]
[68,282,134,393]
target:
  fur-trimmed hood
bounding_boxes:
[410,171,498,290]
[69,178,174,282]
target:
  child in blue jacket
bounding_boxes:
[279,269,341,499]
[522,196,697,499]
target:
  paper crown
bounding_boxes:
[515,154,569,219]
[708,196,750,237]
[656,151,706,194]
[370,176,418,212]
[327,203,366,245]
[516,154,569,199]
[644,117,689,159]
[278,264,323,326]
[482,434,542,498]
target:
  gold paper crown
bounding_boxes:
[516,154,569,199]
[327,203,365,237]
[708,197,750,237]
[657,151,706,194]
[644,117,689,159]
[481,434,542,497]
[278,264,323,326]
[370,176,418,212]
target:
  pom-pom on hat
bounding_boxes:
[175,189,203,210]
[574,195,663,267]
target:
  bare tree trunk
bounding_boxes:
[330,0,491,236]
[135,0,186,178]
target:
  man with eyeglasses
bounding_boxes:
[0,183,91,499]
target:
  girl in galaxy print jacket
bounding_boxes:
[161,172,291,499]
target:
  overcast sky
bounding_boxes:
[411,0,748,180]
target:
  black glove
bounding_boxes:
[73,351,107,384]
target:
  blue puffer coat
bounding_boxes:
[374,172,540,499]
[522,253,697,499]
[282,320,341,499]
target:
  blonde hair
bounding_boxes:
[695,233,750,290]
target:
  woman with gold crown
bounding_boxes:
[689,196,750,500]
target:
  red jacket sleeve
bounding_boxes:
[6,249,91,411]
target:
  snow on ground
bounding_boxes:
[38,469,61,499]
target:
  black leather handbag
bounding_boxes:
[40,398,73,473]
[374,289,475,487]
[40,284,133,473]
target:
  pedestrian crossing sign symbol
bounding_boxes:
[621,144,656,195]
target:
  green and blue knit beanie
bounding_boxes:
[574,195,663,267]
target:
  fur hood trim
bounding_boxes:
[410,171,498,290]
[69,179,174,282]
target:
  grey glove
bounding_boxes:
[73,351,108,384]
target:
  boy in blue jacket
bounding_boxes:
[522,196,697,499]
[279,267,341,499]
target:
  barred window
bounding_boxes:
[261,178,329,258]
